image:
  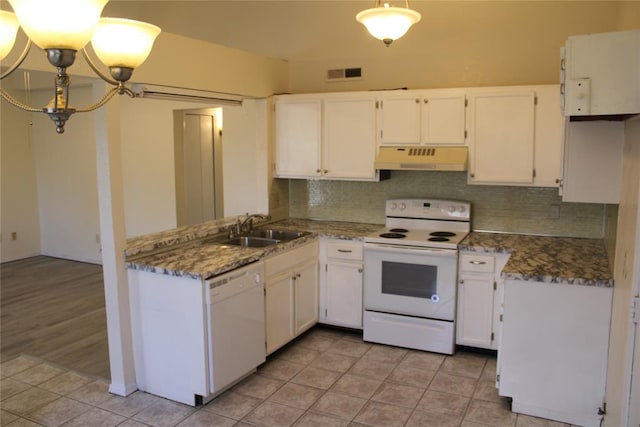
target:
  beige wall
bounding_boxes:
[288,1,633,93]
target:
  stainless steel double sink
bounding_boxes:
[215,229,311,248]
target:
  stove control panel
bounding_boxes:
[385,198,471,221]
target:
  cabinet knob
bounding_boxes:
[358,268,363,273]
[470,173,475,178]
[459,279,464,284]
[316,169,321,174]
[415,98,420,103]
[324,169,328,174]
[423,99,428,104]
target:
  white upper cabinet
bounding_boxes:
[532,85,564,188]
[467,88,536,185]
[560,121,624,204]
[274,93,378,181]
[323,96,377,180]
[274,96,322,178]
[377,90,466,146]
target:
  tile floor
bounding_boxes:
[1,326,575,427]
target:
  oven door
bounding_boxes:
[363,243,457,321]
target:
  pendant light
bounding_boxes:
[356,0,421,47]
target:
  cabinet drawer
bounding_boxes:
[266,241,319,277]
[460,254,495,273]
[326,241,363,261]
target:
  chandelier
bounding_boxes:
[0,0,160,134]
[356,0,421,47]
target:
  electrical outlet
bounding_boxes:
[548,205,560,219]
[11,232,17,241]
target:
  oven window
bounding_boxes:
[381,261,437,299]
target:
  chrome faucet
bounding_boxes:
[240,213,270,233]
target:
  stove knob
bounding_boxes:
[399,203,406,210]
[458,206,466,213]
[389,202,397,210]
[448,205,456,213]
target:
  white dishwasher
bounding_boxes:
[206,261,266,395]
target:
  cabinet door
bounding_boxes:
[532,85,563,187]
[323,97,377,180]
[265,270,294,355]
[456,274,495,349]
[421,91,466,145]
[467,90,535,184]
[294,259,319,335]
[561,121,624,203]
[378,95,421,145]
[325,261,363,329]
[274,98,322,178]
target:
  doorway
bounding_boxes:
[174,108,224,226]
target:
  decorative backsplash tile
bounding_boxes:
[285,171,606,238]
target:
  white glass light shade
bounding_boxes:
[7,0,108,50]
[356,5,421,43]
[91,18,161,69]
[0,11,19,61]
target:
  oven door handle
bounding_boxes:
[364,243,457,257]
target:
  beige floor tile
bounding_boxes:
[370,382,424,409]
[293,411,349,427]
[60,407,126,427]
[362,345,408,364]
[405,409,463,427]
[1,387,60,416]
[39,372,93,395]
[347,358,396,381]
[461,422,491,427]
[296,333,339,352]
[27,396,91,426]
[290,367,341,390]
[473,380,504,403]
[1,357,40,378]
[175,409,236,426]
[277,346,321,366]
[1,409,20,425]
[117,420,153,427]
[258,358,306,381]
[481,358,498,382]
[310,352,357,373]
[327,339,371,359]
[516,414,571,426]
[352,401,412,427]
[330,374,383,400]
[429,371,478,397]
[312,391,367,421]
[243,401,305,427]
[204,391,262,420]
[464,399,518,427]
[232,374,285,400]
[400,350,446,371]
[416,390,470,416]
[268,382,324,410]
[11,364,65,386]
[67,380,114,406]
[2,418,42,426]
[98,390,164,417]
[387,364,437,388]
[132,399,196,427]
[0,378,32,401]
[441,353,487,379]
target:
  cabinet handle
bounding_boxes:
[560,83,565,95]
[470,173,475,178]
[469,260,487,265]
[423,99,428,104]
[459,279,464,284]
[358,268,363,273]
[337,249,353,253]
[316,169,321,174]
[415,98,420,103]
[296,273,301,278]
[324,169,328,174]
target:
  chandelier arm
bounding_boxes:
[80,48,119,86]
[0,87,41,112]
[75,86,120,113]
[0,40,33,81]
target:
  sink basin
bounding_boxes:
[248,229,311,241]
[221,236,279,248]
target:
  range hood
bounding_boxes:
[375,146,468,171]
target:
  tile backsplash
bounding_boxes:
[285,171,606,238]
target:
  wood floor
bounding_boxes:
[1,256,110,379]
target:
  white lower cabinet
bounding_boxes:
[319,239,364,329]
[265,241,319,354]
[498,279,612,427]
[456,252,510,350]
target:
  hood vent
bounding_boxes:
[375,146,468,171]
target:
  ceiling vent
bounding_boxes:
[327,67,363,82]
